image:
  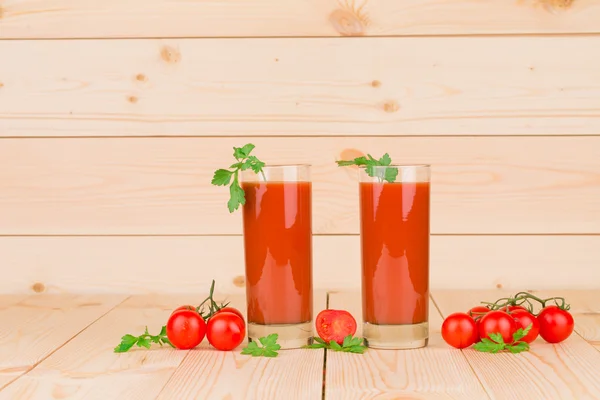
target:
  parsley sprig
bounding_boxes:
[241,334,281,357]
[211,143,266,212]
[305,335,367,354]
[114,326,173,353]
[474,324,532,354]
[336,153,398,183]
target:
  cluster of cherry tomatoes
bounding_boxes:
[441,293,575,350]
[166,304,246,351]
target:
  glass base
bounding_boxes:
[363,321,429,350]
[248,322,313,350]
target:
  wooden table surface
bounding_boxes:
[0,290,598,399]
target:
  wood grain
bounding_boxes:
[2,235,600,294]
[156,293,326,399]
[2,37,600,137]
[0,294,126,392]
[2,137,600,235]
[326,291,490,399]
[433,290,600,400]
[0,0,598,39]
[0,295,200,399]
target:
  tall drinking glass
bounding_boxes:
[241,165,313,349]
[359,165,430,349]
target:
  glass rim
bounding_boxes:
[358,164,430,169]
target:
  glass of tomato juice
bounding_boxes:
[240,165,313,349]
[359,164,430,349]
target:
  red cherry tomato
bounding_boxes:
[215,306,245,322]
[315,309,357,345]
[441,312,479,349]
[537,305,574,343]
[166,309,206,349]
[510,309,540,343]
[172,305,197,314]
[206,312,246,351]
[500,305,529,313]
[468,306,490,320]
[478,311,518,343]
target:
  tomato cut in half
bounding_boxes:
[315,309,357,345]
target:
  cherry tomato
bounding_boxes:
[468,306,490,320]
[172,305,197,314]
[206,312,246,351]
[478,311,518,343]
[510,309,540,343]
[441,312,479,349]
[166,309,206,349]
[215,306,245,322]
[500,305,529,313]
[315,309,357,345]
[537,305,574,343]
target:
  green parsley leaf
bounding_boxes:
[263,350,279,358]
[346,345,367,354]
[241,334,281,357]
[305,343,327,349]
[336,153,399,183]
[508,342,530,354]
[488,332,505,344]
[212,144,266,213]
[512,324,532,342]
[474,339,505,354]
[474,327,533,354]
[304,335,367,354]
[313,337,326,345]
[384,167,399,183]
[211,169,233,186]
[330,340,342,351]
[379,153,392,166]
[233,144,255,160]
[114,326,173,353]
[227,176,246,213]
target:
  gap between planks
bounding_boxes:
[0,292,327,400]
[325,290,492,399]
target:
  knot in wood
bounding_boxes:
[160,45,181,64]
[32,282,46,293]
[329,9,366,36]
[543,0,574,9]
[383,100,400,113]
[339,148,365,164]
[233,275,245,288]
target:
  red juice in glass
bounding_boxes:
[359,165,430,349]
[241,165,313,349]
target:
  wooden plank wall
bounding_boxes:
[1,0,599,294]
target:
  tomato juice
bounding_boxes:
[358,164,431,349]
[360,180,430,326]
[241,180,313,326]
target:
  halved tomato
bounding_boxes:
[315,309,357,345]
